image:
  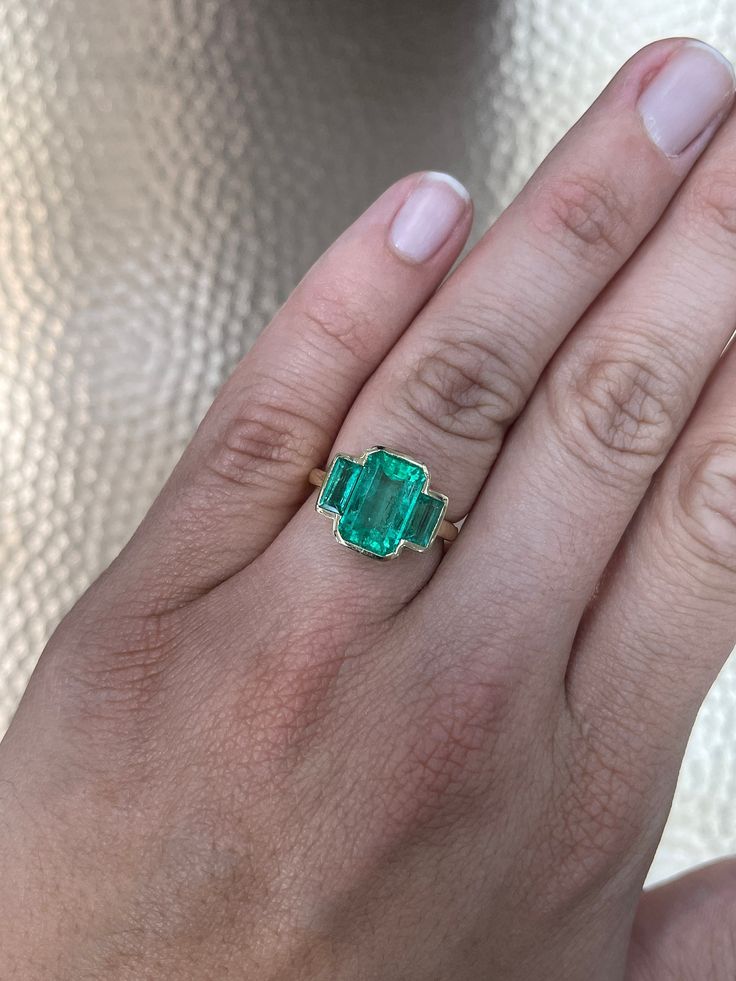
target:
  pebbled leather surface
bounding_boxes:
[1,0,735,886]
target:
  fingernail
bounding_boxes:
[638,41,735,156]
[389,172,470,263]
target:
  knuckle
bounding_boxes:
[677,439,736,570]
[399,332,528,445]
[204,391,322,495]
[381,657,514,836]
[532,172,634,263]
[54,597,185,734]
[556,753,643,890]
[243,638,348,765]
[686,166,736,244]
[549,347,681,484]
[297,275,382,367]
[528,710,650,908]
[226,605,374,771]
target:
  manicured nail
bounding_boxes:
[638,41,735,156]
[389,172,470,263]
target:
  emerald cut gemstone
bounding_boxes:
[316,448,446,559]
[319,456,361,514]
[404,492,445,549]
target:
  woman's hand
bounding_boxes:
[4,37,736,981]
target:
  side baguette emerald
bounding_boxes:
[316,448,446,559]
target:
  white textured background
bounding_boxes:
[1,0,735,887]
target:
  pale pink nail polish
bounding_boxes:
[389,172,470,264]
[638,41,735,157]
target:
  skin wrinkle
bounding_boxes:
[529,168,637,263]
[402,337,526,448]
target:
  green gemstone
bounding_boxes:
[337,450,424,557]
[404,492,445,549]
[329,449,430,558]
[316,448,446,559]
[318,455,361,514]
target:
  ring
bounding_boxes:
[309,446,459,560]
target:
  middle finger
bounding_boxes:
[428,42,736,684]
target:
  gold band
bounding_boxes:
[309,467,459,543]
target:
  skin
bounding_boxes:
[3,36,736,979]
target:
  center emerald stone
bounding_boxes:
[316,448,445,559]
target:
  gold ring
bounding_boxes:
[309,446,458,560]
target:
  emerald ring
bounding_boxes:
[309,446,458,561]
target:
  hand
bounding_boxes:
[4,37,736,981]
